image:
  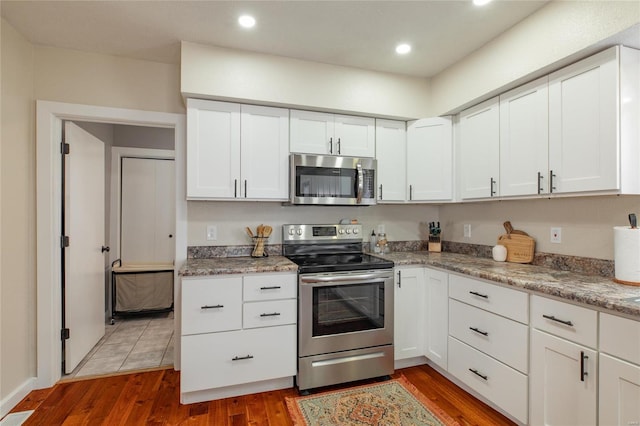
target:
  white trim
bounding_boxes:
[0,377,36,419]
[36,100,186,389]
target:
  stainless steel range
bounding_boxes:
[283,223,395,392]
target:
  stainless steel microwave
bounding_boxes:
[290,154,377,206]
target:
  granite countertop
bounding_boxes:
[179,251,640,318]
[377,251,640,318]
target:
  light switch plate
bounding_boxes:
[206,225,217,241]
[464,224,471,238]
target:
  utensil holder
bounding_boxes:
[428,234,442,252]
[251,236,269,258]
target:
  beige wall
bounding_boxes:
[431,1,640,115]
[1,17,36,403]
[181,42,431,120]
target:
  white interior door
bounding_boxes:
[121,157,175,264]
[64,122,106,374]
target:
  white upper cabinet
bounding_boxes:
[375,119,407,202]
[407,117,453,202]
[499,77,549,197]
[290,109,375,157]
[459,98,500,200]
[548,46,640,195]
[186,99,289,201]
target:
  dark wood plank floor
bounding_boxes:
[12,364,516,425]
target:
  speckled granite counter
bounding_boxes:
[377,251,640,318]
[179,256,297,276]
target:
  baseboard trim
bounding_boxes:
[0,377,36,419]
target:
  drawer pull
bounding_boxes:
[201,304,224,309]
[260,312,281,317]
[260,286,281,290]
[469,368,488,381]
[542,314,573,327]
[232,355,254,361]
[580,351,588,382]
[469,327,489,336]
[469,291,489,299]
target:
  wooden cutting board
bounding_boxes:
[497,233,535,263]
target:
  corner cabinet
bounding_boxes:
[180,272,297,403]
[394,266,425,360]
[424,268,448,371]
[186,99,289,201]
[289,109,375,157]
[375,119,407,202]
[459,98,500,200]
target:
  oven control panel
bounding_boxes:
[283,224,362,241]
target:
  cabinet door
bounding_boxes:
[240,105,289,200]
[394,267,425,360]
[290,110,334,155]
[407,117,453,201]
[500,77,549,196]
[186,99,240,199]
[530,329,597,426]
[334,114,375,157]
[424,268,448,370]
[599,354,640,426]
[548,48,619,194]
[459,97,500,199]
[375,119,406,202]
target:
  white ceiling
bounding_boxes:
[1,0,551,78]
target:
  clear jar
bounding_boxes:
[376,233,388,254]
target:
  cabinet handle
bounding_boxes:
[244,180,247,198]
[580,351,588,382]
[260,312,281,317]
[397,270,401,288]
[329,137,333,154]
[201,304,224,309]
[469,368,488,381]
[537,172,544,194]
[234,179,238,198]
[469,326,489,336]
[549,170,556,193]
[409,185,413,201]
[379,184,383,200]
[542,314,573,327]
[260,286,281,290]
[490,177,496,197]
[337,138,341,154]
[469,291,489,299]
[232,355,254,361]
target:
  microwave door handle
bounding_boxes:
[356,163,363,204]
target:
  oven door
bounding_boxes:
[298,269,394,357]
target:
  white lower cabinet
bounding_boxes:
[181,273,297,403]
[394,266,425,360]
[424,268,448,370]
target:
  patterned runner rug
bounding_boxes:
[285,375,460,426]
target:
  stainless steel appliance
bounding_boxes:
[290,154,377,206]
[283,223,394,392]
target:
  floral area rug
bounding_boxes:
[285,375,460,426]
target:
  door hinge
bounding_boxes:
[61,142,70,155]
[61,235,70,248]
[61,328,70,340]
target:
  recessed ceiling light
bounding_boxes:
[473,0,493,6]
[396,44,411,55]
[238,15,256,29]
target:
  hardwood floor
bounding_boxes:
[12,364,516,425]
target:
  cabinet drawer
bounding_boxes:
[449,274,529,323]
[449,299,529,374]
[181,325,296,393]
[182,277,242,335]
[600,313,640,365]
[243,299,297,329]
[448,337,528,424]
[243,273,297,301]
[531,295,597,348]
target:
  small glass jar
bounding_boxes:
[376,233,388,254]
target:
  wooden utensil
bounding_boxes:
[246,227,254,238]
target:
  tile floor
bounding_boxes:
[64,312,174,379]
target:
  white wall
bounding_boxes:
[1,17,36,408]
[114,125,174,150]
[431,1,640,115]
[181,42,431,120]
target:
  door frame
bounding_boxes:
[36,100,186,388]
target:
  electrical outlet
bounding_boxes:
[464,224,472,238]
[206,225,217,241]
[550,227,562,243]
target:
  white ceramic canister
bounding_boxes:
[492,244,507,262]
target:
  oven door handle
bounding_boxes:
[300,273,390,285]
[356,163,363,204]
